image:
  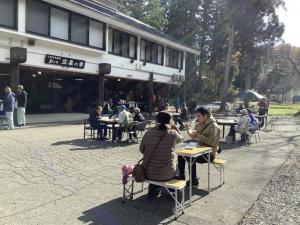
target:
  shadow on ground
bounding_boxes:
[51,139,139,151]
[78,188,210,225]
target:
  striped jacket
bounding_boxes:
[140,127,183,181]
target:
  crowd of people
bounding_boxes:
[1,86,28,130]
[89,104,145,143]
[229,98,269,142]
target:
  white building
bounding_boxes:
[0,0,199,113]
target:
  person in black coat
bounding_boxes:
[89,106,107,139]
[133,108,145,122]
[177,104,188,130]
[16,85,28,126]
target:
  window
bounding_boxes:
[121,33,129,57]
[178,52,183,69]
[26,0,106,49]
[108,28,137,59]
[27,0,49,35]
[0,0,17,28]
[89,20,104,48]
[140,39,146,61]
[113,30,121,55]
[108,28,113,52]
[145,41,152,62]
[140,39,164,65]
[166,47,184,69]
[129,36,136,58]
[158,45,163,65]
[50,8,69,40]
[151,44,158,64]
[70,14,88,45]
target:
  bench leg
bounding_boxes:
[182,188,185,213]
[175,189,178,219]
[131,179,134,200]
[219,165,222,187]
[223,166,225,185]
[208,153,211,193]
[122,178,134,203]
[165,187,185,220]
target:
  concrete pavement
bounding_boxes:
[0,117,299,225]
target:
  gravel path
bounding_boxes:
[239,150,300,225]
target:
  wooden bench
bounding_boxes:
[123,177,186,219]
[212,159,226,186]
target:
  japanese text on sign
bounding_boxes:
[45,54,85,69]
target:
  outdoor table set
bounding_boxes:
[175,143,212,205]
[97,117,119,143]
[216,119,237,138]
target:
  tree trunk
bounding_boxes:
[245,68,251,91]
[281,91,285,103]
[220,24,234,111]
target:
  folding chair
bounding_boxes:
[83,119,97,140]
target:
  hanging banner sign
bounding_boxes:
[45,54,85,69]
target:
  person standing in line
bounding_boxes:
[3,87,15,130]
[16,85,28,127]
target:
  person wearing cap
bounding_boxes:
[3,87,15,130]
[117,105,137,143]
[16,85,28,127]
[229,109,251,142]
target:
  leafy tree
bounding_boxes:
[257,44,300,102]
[220,0,285,110]
[117,0,165,30]
[118,0,285,107]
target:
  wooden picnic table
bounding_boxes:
[175,145,212,206]
[216,119,238,138]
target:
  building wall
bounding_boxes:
[0,0,188,84]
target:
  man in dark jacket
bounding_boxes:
[3,87,15,130]
[133,108,145,122]
[89,106,107,139]
[188,98,197,115]
[16,85,28,127]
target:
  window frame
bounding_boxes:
[108,27,137,60]
[50,7,69,41]
[25,0,106,51]
[166,47,184,69]
[140,38,164,66]
[70,12,89,46]
[0,0,18,30]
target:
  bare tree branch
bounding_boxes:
[287,54,300,76]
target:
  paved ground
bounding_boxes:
[0,117,299,225]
